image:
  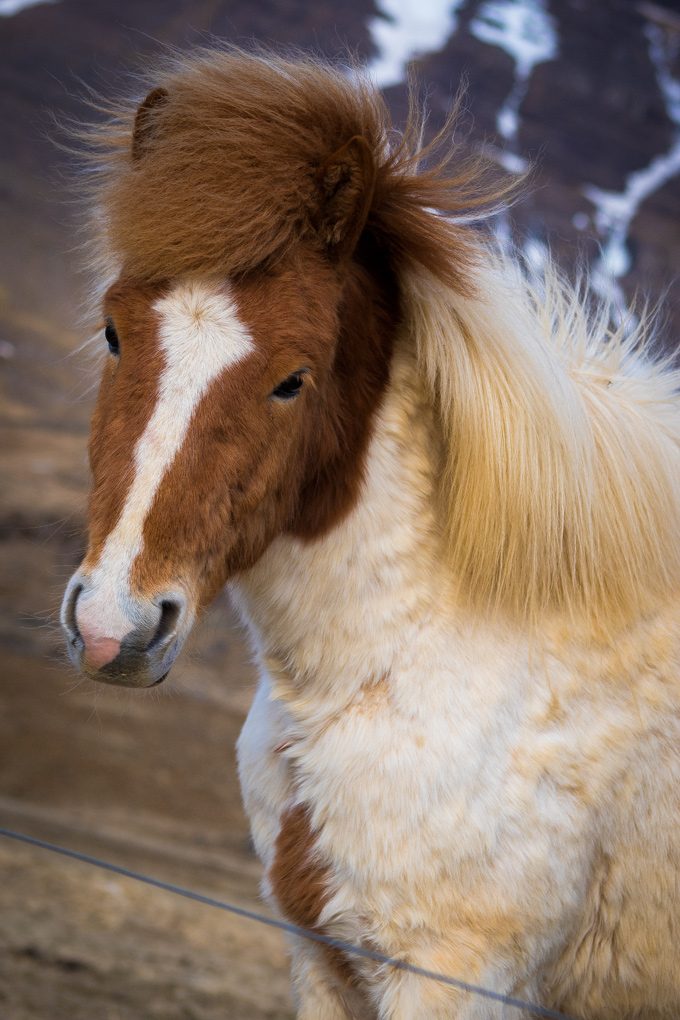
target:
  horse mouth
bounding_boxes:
[75,636,181,689]
[86,663,173,689]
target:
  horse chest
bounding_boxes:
[244,662,533,920]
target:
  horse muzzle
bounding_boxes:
[60,573,190,688]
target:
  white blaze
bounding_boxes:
[79,280,254,637]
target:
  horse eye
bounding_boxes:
[271,371,305,401]
[104,319,119,355]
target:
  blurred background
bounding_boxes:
[1,1,679,1017]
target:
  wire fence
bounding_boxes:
[0,825,574,1020]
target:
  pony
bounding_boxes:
[60,49,680,1019]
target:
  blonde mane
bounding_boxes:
[408,254,680,627]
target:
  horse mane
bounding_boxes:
[408,255,680,627]
[77,47,680,628]
[75,46,511,289]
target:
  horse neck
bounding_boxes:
[229,338,462,717]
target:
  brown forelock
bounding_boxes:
[81,48,515,295]
[84,279,166,571]
[271,803,362,992]
[129,241,399,604]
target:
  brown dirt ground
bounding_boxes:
[0,529,296,1019]
[0,227,296,1007]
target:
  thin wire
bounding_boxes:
[0,826,573,1019]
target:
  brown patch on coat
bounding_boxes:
[82,279,166,571]
[271,803,328,930]
[82,236,399,605]
[101,238,390,602]
[122,251,336,600]
[283,239,400,542]
[271,803,360,992]
[79,48,516,294]
[353,672,392,717]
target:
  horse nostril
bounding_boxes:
[148,597,183,653]
[63,581,84,648]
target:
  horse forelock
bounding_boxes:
[78,47,511,290]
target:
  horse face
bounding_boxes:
[61,249,345,686]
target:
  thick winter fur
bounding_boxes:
[66,48,680,1018]
[235,338,680,1019]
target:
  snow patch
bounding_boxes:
[585,139,680,298]
[470,0,556,256]
[495,148,528,174]
[493,215,512,251]
[648,20,680,127]
[584,22,680,309]
[470,0,557,141]
[470,0,556,250]
[523,235,548,273]
[470,0,557,82]
[0,0,55,14]
[366,0,466,89]
[497,105,519,141]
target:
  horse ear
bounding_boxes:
[131,87,169,163]
[316,135,376,259]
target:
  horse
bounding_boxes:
[60,48,680,1019]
